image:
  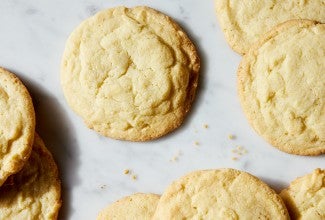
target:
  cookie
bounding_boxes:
[153,169,289,219]
[215,0,325,54]
[0,67,35,186]
[280,169,325,219]
[0,134,61,219]
[97,193,160,220]
[238,20,325,155]
[61,6,200,141]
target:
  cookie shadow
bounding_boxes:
[259,176,288,193]
[10,70,80,220]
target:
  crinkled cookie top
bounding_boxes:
[153,169,289,219]
[215,0,325,54]
[280,169,324,220]
[238,20,325,155]
[61,6,200,141]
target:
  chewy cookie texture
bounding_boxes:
[215,0,325,54]
[0,67,35,187]
[61,6,200,141]
[97,193,160,220]
[280,169,325,220]
[153,169,289,219]
[0,134,61,220]
[238,20,325,155]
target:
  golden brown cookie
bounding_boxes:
[61,6,200,141]
[215,0,325,54]
[97,193,160,220]
[238,20,325,155]
[0,67,35,186]
[280,169,325,219]
[153,169,289,219]
[0,134,61,219]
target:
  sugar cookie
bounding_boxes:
[61,6,200,141]
[97,193,160,220]
[215,0,325,54]
[0,67,35,186]
[0,134,61,219]
[153,169,289,219]
[280,169,324,219]
[238,20,325,155]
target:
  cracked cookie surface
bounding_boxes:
[97,193,160,220]
[61,6,200,141]
[0,134,61,220]
[153,169,289,219]
[280,169,324,220]
[0,67,35,187]
[215,0,325,54]
[238,20,325,155]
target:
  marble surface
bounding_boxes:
[0,0,323,219]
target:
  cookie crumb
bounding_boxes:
[203,124,209,129]
[170,150,182,162]
[194,141,199,146]
[228,134,235,140]
[131,175,137,180]
[123,169,130,175]
[230,145,248,160]
[170,156,179,162]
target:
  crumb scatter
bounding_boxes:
[230,145,249,160]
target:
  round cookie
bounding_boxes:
[215,0,325,54]
[153,169,289,219]
[238,20,325,155]
[97,193,160,220]
[61,6,200,141]
[280,169,325,219]
[0,67,35,186]
[0,134,61,219]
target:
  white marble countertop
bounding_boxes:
[0,0,323,219]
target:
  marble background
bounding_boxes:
[0,0,323,219]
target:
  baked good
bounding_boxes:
[0,67,35,186]
[238,20,325,155]
[153,169,289,219]
[61,6,200,141]
[280,169,325,219]
[215,0,325,54]
[0,134,61,219]
[97,193,160,220]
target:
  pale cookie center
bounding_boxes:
[78,15,181,119]
[253,27,325,143]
